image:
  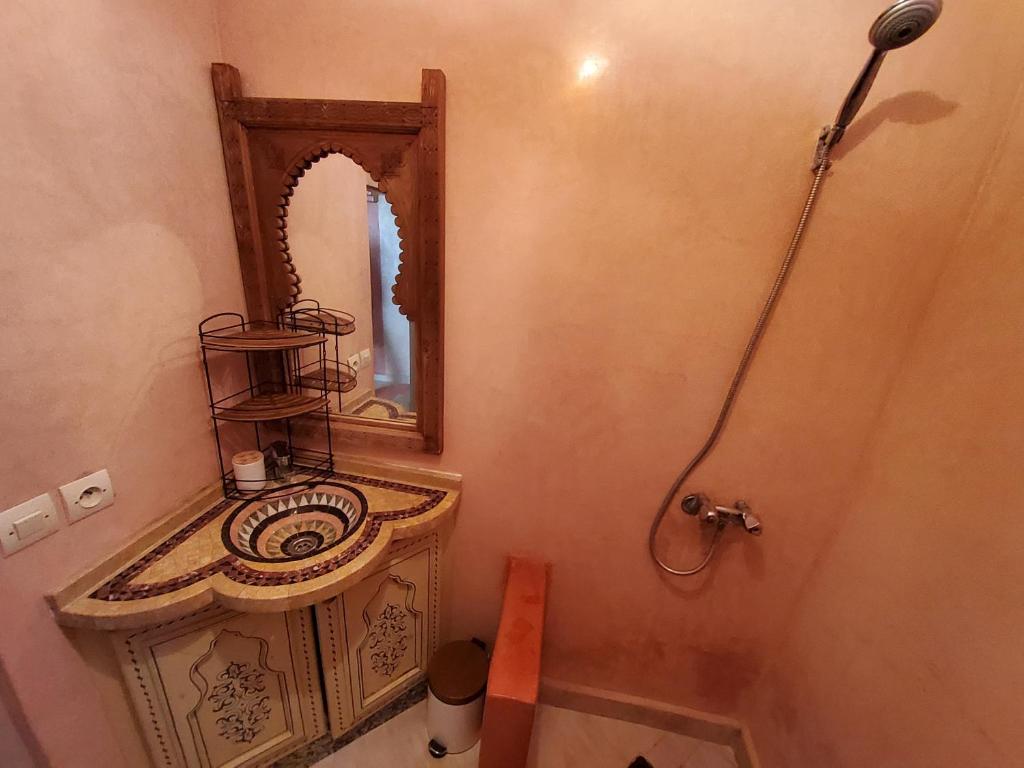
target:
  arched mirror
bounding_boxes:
[211,64,445,453]
[286,154,416,423]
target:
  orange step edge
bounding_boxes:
[478,556,550,768]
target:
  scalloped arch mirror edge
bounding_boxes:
[210,63,445,454]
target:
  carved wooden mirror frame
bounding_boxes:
[211,63,445,453]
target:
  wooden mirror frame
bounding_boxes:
[210,63,445,453]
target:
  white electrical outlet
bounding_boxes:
[0,493,60,556]
[347,353,361,372]
[59,469,115,523]
[359,348,371,368]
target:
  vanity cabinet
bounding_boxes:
[51,461,460,768]
[110,531,441,767]
[113,608,325,768]
[316,533,440,736]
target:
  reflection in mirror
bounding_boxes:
[286,154,415,424]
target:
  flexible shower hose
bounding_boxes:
[649,147,833,575]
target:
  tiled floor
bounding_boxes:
[312,701,738,768]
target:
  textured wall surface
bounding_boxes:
[742,78,1024,768]
[215,0,1024,729]
[0,674,35,768]
[0,1,241,765]
[2,1,1023,765]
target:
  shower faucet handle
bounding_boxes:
[681,494,721,525]
[681,494,705,515]
[741,504,763,536]
[710,500,762,535]
[734,501,763,535]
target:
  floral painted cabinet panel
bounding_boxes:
[316,533,440,737]
[114,608,325,768]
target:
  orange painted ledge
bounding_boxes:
[479,556,550,768]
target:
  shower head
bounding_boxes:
[818,0,943,159]
[869,0,943,51]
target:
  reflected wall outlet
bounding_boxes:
[0,493,60,556]
[347,353,361,372]
[60,469,115,523]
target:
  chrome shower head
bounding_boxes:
[869,0,943,51]
[817,0,943,160]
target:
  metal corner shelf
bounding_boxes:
[198,311,337,500]
[212,391,329,422]
[200,316,326,352]
[296,363,357,396]
[282,299,356,338]
[279,300,359,410]
[220,448,334,499]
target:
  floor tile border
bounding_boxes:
[539,678,761,768]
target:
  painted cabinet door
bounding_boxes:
[114,607,326,768]
[316,532,441,737]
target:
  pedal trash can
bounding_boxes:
[426,640,489,757]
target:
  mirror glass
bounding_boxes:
[286,154,415,424]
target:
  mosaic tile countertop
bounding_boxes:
[48,458,461,630]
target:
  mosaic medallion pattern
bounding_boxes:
[224,487,366,563]
[88,473,449,602]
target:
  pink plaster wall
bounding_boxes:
[2,0,1023,765]
[215,0,1024,723]
[742,78,1024,768]
[0,1,241,765]
[0,668,36,768]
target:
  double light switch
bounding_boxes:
[0,469,115,556]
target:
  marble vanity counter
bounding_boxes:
[48,458,460,630]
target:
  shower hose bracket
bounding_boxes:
[812,125,842,171]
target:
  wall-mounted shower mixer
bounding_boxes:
[681,494,762,535]
[649,0,942,577]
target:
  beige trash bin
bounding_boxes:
[426,640,489,758]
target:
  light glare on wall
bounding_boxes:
[577,55,608,82]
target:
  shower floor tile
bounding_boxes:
[311,700,738,768]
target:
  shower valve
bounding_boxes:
[682,494,763,535]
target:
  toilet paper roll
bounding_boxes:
[232,450,267,491]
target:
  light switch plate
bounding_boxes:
[0,493,60,556]
[60,469,115,523]
[359,348,371,367]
